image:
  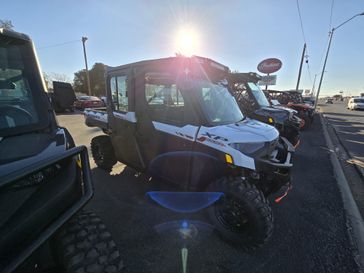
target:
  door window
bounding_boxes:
[145,74,185,125]
[110,75,128,112]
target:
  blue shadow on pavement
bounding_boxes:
[146,191,223,213]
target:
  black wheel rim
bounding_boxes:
[215,195,251,233]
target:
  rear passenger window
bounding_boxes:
[110,75,128,112]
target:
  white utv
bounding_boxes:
[84,56,294,248]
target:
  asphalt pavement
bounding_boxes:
[57,112,360,273]
[319,100,364,172]
[318,100,364,228]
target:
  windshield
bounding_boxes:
[354,99,364,103]
[0,37,46,136]
[247,82,270,107]
[194,80,244,125]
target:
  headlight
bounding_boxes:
[229,142,266,155]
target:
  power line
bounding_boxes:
[37,39,81,50]
[296,0,314,87]
[296,0,306,43]
[317,1,335,74]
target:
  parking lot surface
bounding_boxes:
[320,101,364,170]
[58,113,359,273]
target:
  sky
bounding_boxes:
[1,0,364,96]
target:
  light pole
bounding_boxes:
[312,71,327,96]
[314,12,364,109]
[82,36,91,96]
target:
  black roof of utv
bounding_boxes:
[0,28,31,41]
[107,55,230,82]
[228,72,262,84]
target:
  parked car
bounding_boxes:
[0,28,122,273]
[84,55,294,249]
[303,96,315,106]
[325,98,333,104]
[347,97,364,110]
[100,95,107,104]
[74,95,104,110]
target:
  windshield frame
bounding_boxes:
[0,34,50,137]
[246,82,271,108]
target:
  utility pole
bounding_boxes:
[312,74,317,95]
[314,31,333,110]
[82,36,91,96]
[296,43,306,91]
[314,12,364,110]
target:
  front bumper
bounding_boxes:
[279,119,301,146]
[0,146,93,273]
[353,104,364,109]
[253,137,294,196]
[255,137,294,171]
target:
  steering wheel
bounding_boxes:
[0,105,33,125]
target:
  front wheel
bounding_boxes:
[208,177,273,249]
[54,211,123,273]
[91,135,117,171]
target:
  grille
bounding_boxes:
[267,138,279,155]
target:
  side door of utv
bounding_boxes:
[107,69,144,170]
[134,71,199,188]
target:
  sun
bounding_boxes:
[175,27,199,56]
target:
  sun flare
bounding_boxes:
[175,27,199,56]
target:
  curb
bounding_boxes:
[319,113,364,270]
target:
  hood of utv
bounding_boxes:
[254,106,289,124]
[0,129,68,173]
[202,118,279,144]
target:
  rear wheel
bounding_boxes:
[208,177,273,249]
[91,135,117,171]
[54,211,123,273]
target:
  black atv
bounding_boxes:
[228,72,301,146]
[0,28,122,273]
[85,55,294,248]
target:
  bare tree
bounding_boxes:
[43,72,71,90]
[0,20,14,29]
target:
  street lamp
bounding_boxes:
[314,12,364,109]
